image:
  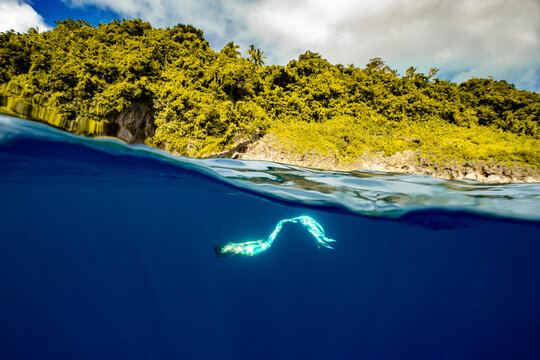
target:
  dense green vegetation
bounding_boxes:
[0,19,538,167]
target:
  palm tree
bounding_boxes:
[428,67,439,80]
[405,66,417,78]
[221,41,241,58]
[246,44,267,67]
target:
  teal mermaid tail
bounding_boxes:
[215,216,335,257]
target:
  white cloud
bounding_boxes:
[248,0,540,91]
[63,0,252,39]
[0,0,51,33]
[63,0,540,91]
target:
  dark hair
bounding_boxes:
[214,245,229,258]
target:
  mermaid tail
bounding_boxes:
[216,216,335,257]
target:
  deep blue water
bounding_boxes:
[1,114,540,359]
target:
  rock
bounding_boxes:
[237,133,540,184]
[110,103,154,144]
[486,175,504,183]
[205,130,260,159]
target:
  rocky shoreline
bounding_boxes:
[221,134,539,184]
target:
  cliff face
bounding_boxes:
[109,103,154,144]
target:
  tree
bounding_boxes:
[54,19,90,30]
[246,44,266,67]
[365,57,385,71]
[428,67,439,80]
[405,66,417,78]
[221,41,241,58]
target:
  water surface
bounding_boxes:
[1,115,539,359]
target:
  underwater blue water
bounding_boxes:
[1,114,539,359]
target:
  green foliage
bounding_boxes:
[246,44,267,67]
[270,115,540,167]
[0,19,538,167]
[220,41,241,58]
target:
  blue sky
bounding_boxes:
[1,0,539,92]
[32,0,117,26]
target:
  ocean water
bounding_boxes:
[1,114,539,359]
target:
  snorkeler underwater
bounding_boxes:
[215,216,335,257]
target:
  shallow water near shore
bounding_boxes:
[1,114,540,359]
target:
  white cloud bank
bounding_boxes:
[0,0,51,33]
[64,0,540,91]
[248,0,540,91]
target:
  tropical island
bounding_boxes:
[1,19,539,182]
